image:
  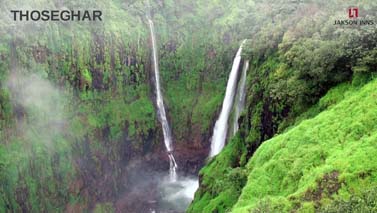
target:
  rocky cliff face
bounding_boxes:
[1,37,217,212]
[0,0,250,211]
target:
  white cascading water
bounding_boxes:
[232,60,249,135]
[148,18,178,181]
[209,40,246,157]
[159,177,199,211]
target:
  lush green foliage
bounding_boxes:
[320,187,377,213]
[188,135,248,212]
[0,0,376,211]
[0,0,258,211]
[233,78,377,212]
[190,0,377,212]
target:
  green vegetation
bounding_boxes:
[233,79,377,212]
[0,0,376,212]
[189,0,377,212]
[191,76,377,212]
[0,0,257,211]
[94,202,115,213]
[188,135,248,212]
[320,187,377,213]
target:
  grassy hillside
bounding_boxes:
[233,78,377,212]
[190,79,377,213]
[189,0,377,211]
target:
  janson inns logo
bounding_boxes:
[348,7,358,19]
[334,7,374,26]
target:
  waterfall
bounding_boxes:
[232,60,249,135]
[209,41,246,157]
[148,18,178,181]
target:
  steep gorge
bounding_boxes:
[0,0,251,212]
[0,0,377,212]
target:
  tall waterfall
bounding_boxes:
[232,60,249,135]
[209,41,246,157]
[148,18,178,181]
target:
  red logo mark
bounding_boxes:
[348,7,358,18]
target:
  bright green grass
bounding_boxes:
[232,79,377,212]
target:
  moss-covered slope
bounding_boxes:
[233,79,377,212]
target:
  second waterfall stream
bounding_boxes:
[148,18,178,182]
[210,40,246,157]
[232,60,249,135]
